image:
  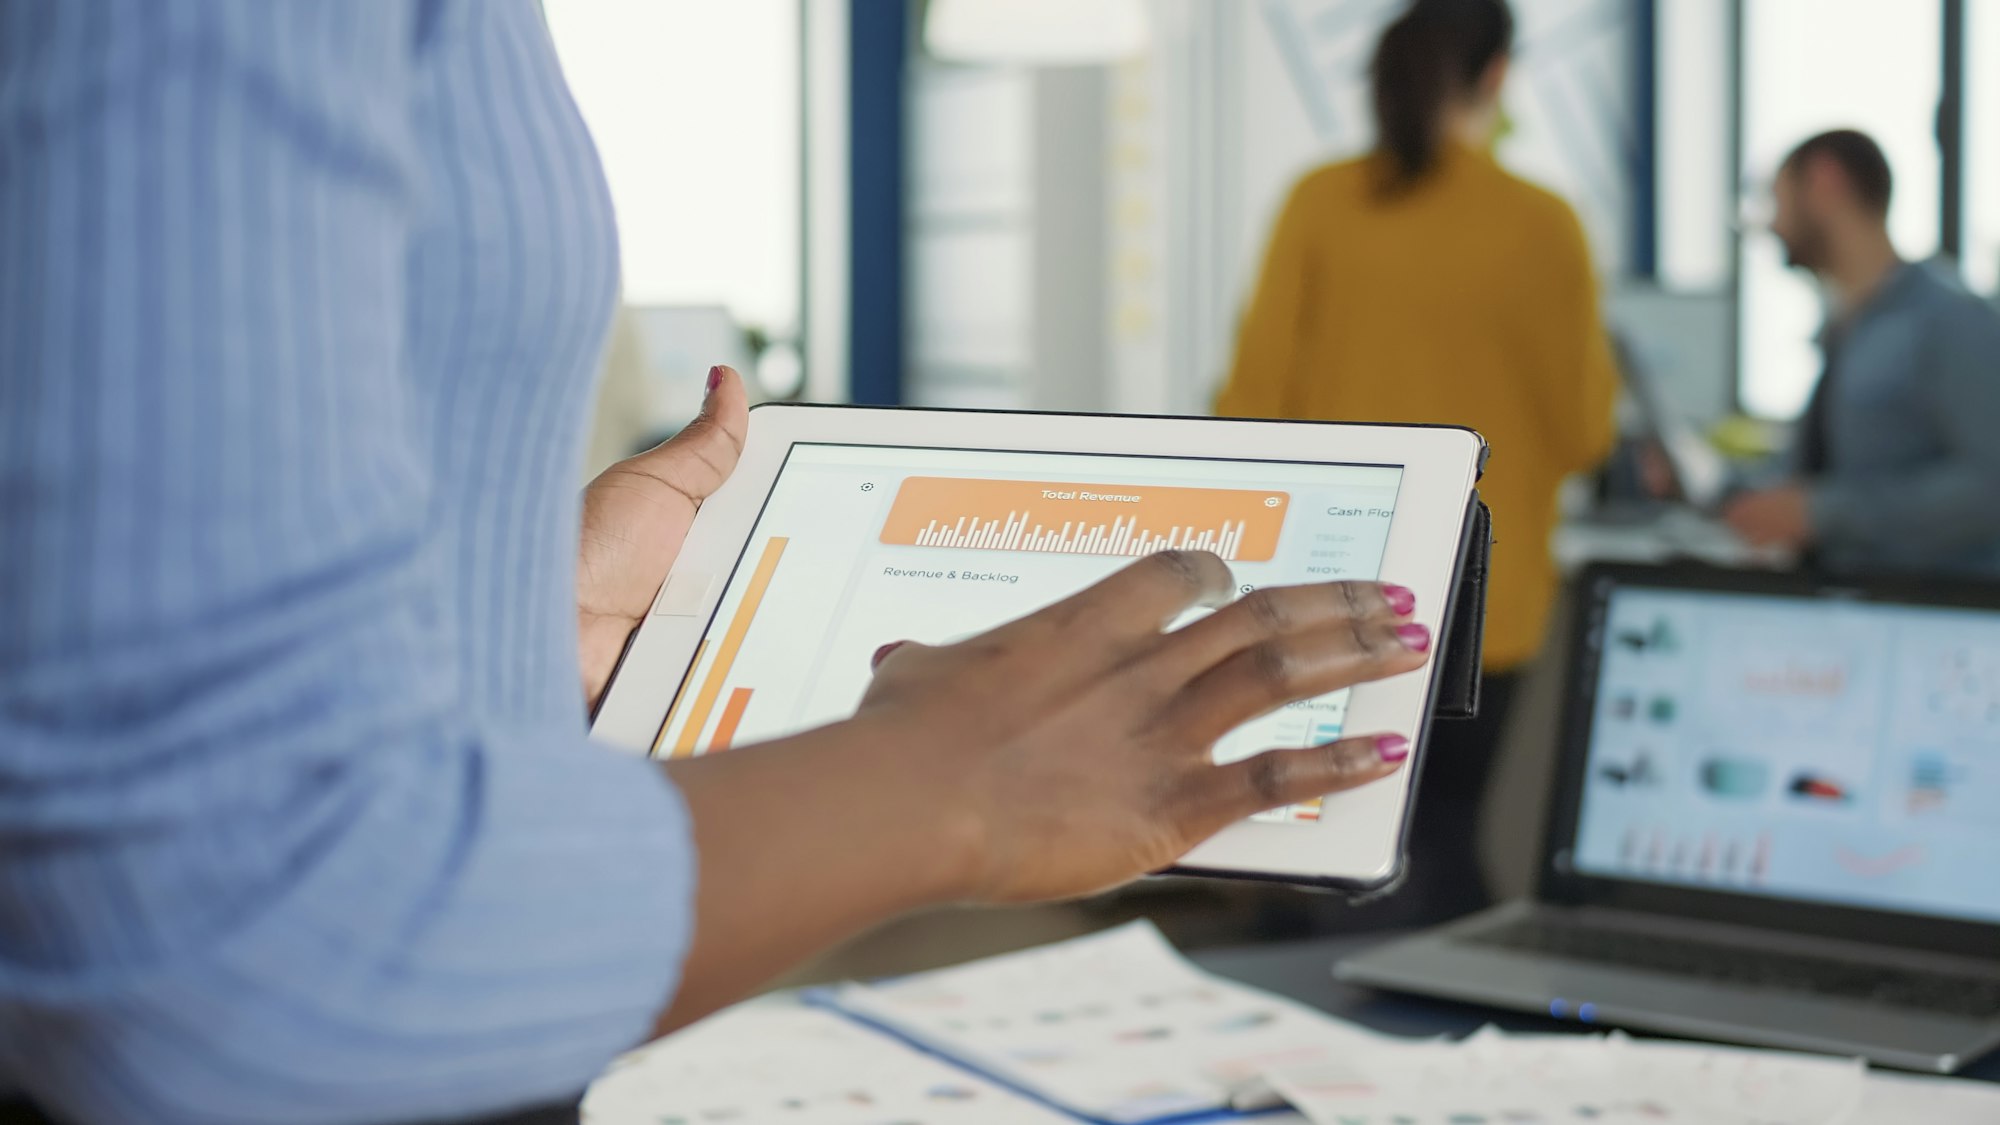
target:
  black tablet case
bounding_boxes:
[1431,494,1492,722]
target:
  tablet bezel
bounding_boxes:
[591,405,1486,889]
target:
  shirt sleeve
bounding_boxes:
[0,5,692,1123]
[1214,175,1319,419]
[1810,297,2000,555]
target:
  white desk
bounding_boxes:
[1553,508,1782,574]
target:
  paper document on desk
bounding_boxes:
[825,920,1398,1124]
[581,1005,1074,1124]
[1263,1028,1867,1124]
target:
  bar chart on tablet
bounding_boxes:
[658,537,788,758]
[648,446,1405,825]
[879,477,1291,561]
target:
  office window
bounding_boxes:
[1654,0,1733,292]
[1500,0,1642,279]
[544,1,802,338]
[1965,1,2000,296]
[1737,0,1942,420]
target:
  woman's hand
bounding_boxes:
[577,366,749,706]
[854,551,1431,903]
[657,552,1430,1029]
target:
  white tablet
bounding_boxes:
[592,406,1487,891]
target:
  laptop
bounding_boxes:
[1338,563,2000,1072]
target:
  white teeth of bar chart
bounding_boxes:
[879,477,1292,563]
[912,514,1251,560]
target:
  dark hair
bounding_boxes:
[1782,129,1893,215]
[1370,0,1514,190]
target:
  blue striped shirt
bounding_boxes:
[0,3,693,1121]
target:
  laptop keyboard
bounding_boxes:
[1465,918,2000,1020]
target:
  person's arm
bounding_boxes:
[1516,201,1620,473]
[1215,176,1320,418]
[0,7,695,1122]
[1808,300,2000,554]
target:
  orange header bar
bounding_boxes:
[880,477,1289,562]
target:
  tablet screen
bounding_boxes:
[651,444,1405,824]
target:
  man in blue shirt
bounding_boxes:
[1724,130,2000,575]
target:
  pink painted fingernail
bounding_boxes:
[706,365,724,395]
[1395,623,1432,653]
[1376,734,1411,763]
[1383,584,1416,616]
[870,641,907,669]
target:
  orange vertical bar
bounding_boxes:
[707,688,754,753]
[673,537,788,755]
[651,639,709,759]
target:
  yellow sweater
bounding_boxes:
[1216,148,1618,672]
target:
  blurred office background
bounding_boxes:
[546,0,2000,976]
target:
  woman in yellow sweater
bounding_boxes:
[1216,0,1617,923]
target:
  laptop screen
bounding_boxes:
[1569,583,2000,924]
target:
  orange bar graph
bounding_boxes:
[652,639,709,758]
[672,537,789,755]
[880,477,1289,562]
[708,688,754,752]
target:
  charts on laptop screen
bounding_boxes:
[1571,585,2000,924]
